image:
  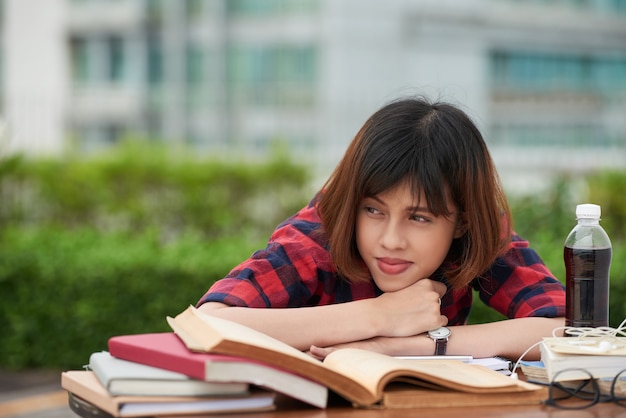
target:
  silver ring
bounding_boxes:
[438,298,442,305]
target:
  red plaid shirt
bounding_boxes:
[197,199,565,325]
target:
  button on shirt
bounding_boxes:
[197,199,565,325]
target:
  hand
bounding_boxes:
[370,278,447,338]
[308,337,389,360]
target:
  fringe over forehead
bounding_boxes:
[353,98,481,217]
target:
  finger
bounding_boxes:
[431,280,447,297]
[412,278,447,296]
[309,344,332,360]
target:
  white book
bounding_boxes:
[540,338,626,382]
[89,351,249,397]
[63,371,275,417]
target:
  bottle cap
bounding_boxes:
[576,203,601,219]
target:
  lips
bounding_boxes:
[376,257,412,275]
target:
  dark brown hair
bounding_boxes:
[316,97,512,290]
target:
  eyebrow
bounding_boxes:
[365,195,434,214]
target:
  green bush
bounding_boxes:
[0,143,311,369]
[0,140,310,240]
[0,226,267,369]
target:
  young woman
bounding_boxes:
[196,97,565,360]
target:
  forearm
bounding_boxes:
[197,301,383,351]
[198,279,447,351]
[377,317,565,360]
[447,317,565,360]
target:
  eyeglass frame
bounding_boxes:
[543,368,626,410]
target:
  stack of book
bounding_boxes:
[519,337,626,397]
[62,306,551,416]
[540,337,626,382]
[62,359,275,417]
[62,332,329,416]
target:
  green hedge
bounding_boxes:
[0,227,266,368]
[0,140,310,239]
[0,143,311,369]
[1,144,625,369]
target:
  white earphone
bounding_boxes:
[580,340,613,353]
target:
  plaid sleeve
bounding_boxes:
[196,202,338,308]
[474,233,565,319]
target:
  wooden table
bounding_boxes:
[209,394,626,418]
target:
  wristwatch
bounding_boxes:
[428,327,451,355]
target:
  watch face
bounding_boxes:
[429,327,451,338]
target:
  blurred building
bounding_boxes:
[2,0,626,191]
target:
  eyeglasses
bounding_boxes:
[544,368,626,410]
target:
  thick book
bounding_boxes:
[519,360,549,383]
[519,360,626,398]
[89,351,248,397]
[540,337,626,382]
[61,371,275,417]
[107,332,328,408]
[166,306,548,409]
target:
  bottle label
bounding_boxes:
[564,216,612,329]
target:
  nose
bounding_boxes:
[379,219,407,250]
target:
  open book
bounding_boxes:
[167,306,547,408]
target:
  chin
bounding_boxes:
[373,279,412,293]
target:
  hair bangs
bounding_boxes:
[359,131,453,218]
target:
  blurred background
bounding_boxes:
[3,0,625,189]
[0,0,625,370]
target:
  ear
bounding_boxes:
[453,213,468,239]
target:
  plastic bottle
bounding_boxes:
[564,203,612,329]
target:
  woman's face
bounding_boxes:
[355,182,464,292]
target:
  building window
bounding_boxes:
[228,45,317,107]
[490,51,626,95]
[146,0,164,25]
[75,123,125,152]
[108,36,125,82]
[147,34,163,86]
[227,0,317,16]
[69,35,128,85]
[489,50,626,148]
[612,0,626,12]
[70,36,90,83]
[185,0,209,21]
[186,44,208,108]
[490,123,615,147]
[186,44,205,86]
[510,0,626,14]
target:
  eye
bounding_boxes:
[364,205,381,215]
[409,213,430,223]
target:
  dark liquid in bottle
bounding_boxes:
[564,246,611,328]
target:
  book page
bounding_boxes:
[323,348,539,397]
[168,306,320,366]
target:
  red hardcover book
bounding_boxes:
[108,332,328,408]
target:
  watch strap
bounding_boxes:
[434,337,448,355]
